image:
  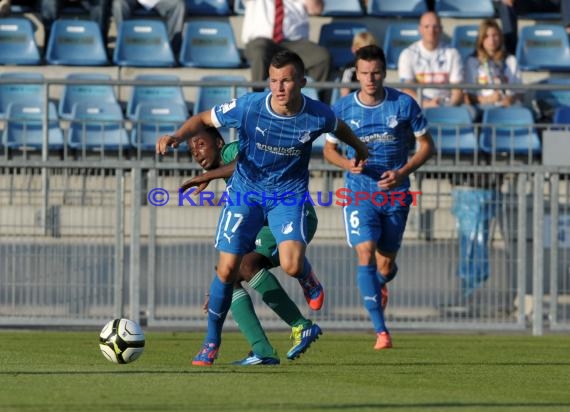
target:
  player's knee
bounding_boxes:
[379,263,398,283]
[280,258,303,277]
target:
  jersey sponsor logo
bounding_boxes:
[282,221,294,235]
[298,130,312,143]
[220,99,237,113]
[361,133,396,143]
[255,142,301,156]
[255,126,268,136]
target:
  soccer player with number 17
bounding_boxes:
[156,50,368,365]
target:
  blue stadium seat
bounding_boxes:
[452,25,478,61]
[435,0,495,18]
[383,23,420,70]
[424,106,478,155]
[2,102,64,151]
[59,73,117,120]
[0,72,45,120]
[318,22,367,70]
[179,20,243,68]
[194,75,249,140]
[322,0,364,16]
[0,17,41,65]
[131,102,188,152]
[68,102,130,151]
[185,0,231,15]
[367,0,427,17]
[113,19,175,67]
[45,19,108,66]
[480,106,541,156]
[553,106,570,124]
[533,78,570,117]
[127,74,187,121]
[516,25,570,71]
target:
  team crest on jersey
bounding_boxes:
[282,221,294,235]
[387,115,398,128]
[220,99,237,113]
[298,131,312,143]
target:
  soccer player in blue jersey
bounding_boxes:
[323,45,434,350]
[156,50,368,366]
[180,127,323,365]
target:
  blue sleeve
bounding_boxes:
[406,96,428,136]
[212,94,250,129]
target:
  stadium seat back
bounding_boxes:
[2,102,63,150]
[452,25,478,61]
[516,25,570,71]
[553,106,570,124]
[113,19,175,67]
[127,74,187,120]
[185,0,231,15]
[424,106,478,155]
[0,72,45,119]
[480,106,541,155]
[318,22,368,70]
[322,0,364,16]
[435,0,495,18]
[45,19,108,66]
[383,23,420,70]
[179,20,243,68]
[131,101,188,152]
[0,17,41,65]
[68,101,129,151]
[367,0,427,17]
[59,73,117,120]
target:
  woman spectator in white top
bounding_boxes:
[464,18,522,119]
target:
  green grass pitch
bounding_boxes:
[1,330,569,411]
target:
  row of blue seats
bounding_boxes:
[2,96,564,159]
[6,0,502,19]
[5,13,570,74]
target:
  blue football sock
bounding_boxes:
[294,256,312,281]
[357,264,387,333]
[205,274,233,345]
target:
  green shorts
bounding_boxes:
[254,204,318,268]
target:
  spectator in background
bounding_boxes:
[398,11,464,109]
[0,0,11,17]
[112,0,185,54]
[339,31,378,97]
[464,19,522,120]
[241,0,331,92]
[41,0,111,47]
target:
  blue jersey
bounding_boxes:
[328,87,427,192]
[211,91,337,194]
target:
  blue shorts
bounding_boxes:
[214,189,309,255]
[342,201,410,253]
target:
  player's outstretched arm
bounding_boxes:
[155,111,214,155]
[180,161,237,193]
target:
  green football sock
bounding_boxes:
[230,288,278,359]
[249,268,311,329]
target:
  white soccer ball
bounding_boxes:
[99,318,145,364]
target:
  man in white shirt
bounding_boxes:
[242,0,330,90]
[398,11,464,108]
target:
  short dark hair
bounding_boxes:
[355,45,387,72]
[270,50,306,78]
[190,127,225,145]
